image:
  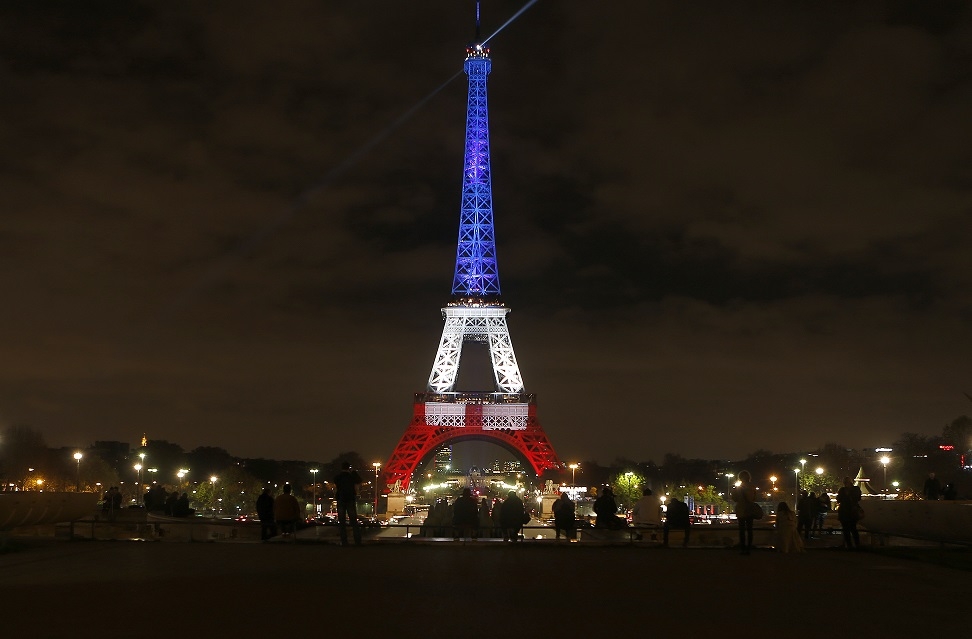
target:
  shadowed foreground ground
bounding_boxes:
[1,539,968,637]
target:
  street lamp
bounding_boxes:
[880,456,890,493]
[569,463,579,486]
[134,463,142,505]
[372,462,381,517]
[793,468,800,509]
[770,475,777,493]
[799,459,806,491]
[726,473,734,497]
[74,452,83,491]
[210,476,218,517]
[310,469,319,517]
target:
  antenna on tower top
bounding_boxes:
[475,0,481,41]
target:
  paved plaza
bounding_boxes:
[1,537,968,637]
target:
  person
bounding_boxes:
[255,488,276,541]
[802,492,819,540]
[490,497,504,537]
[776,502,804,553]
[942,482,958,500]
[478,497,493,537]
[836,476,863,550]
[663,497,691,547]
[334,463,363,546]
[593,487,625,530]
[552,492,575,540]
[731,470,757,555]
[164,490,179,517]
[175,492,191,517]
[451,488,479,540]
[814,490,831,536]
[273,483,300,538]
[631,488,661,541]
[923,473,942,501]
[500,490,526,542]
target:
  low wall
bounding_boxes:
[858,499,972,543]
[0,492,99,531]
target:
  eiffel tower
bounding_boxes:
[383,10,562,492]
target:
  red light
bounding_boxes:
[940,445,955,451]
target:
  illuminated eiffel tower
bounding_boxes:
[383,8,561,491]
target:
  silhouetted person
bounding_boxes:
[923,473,941,501]
[815,490,831,535]
[593,487,625,530]
[490,497,503,537]
[255,488,276,541]
[273,483,300,538]
[334,463,363,546]
[552,492,575,540]
[942,482,958,500]
[500,490,526,542]
[663,497,691,547]
[175,492,191,517]
[164,490,179,516]
[478,497,493,537]
[731,470,757,555]
[452,488,479,540]
[836,476,862,550]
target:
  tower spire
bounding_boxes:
[451,20,499,301]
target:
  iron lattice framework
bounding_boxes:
[384,38,561,492]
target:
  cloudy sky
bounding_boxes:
[1,1,970,469]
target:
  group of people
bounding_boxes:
[100,485,192,518]
[254,463,364,546]
[733,471,867,554]
[923,472,958,501]
[423,489,530,542]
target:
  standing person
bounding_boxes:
[836,476,863,550]
[478,497,493,537]
[923,473,942,501]
[814,490,831,536]
[731,470,757,555]
[552,491,575,541]
[663,497,691,548]
[490,497,504,537]
[451,487,479,540]
[775,502,804,553]
[631,488,661,541]
[334,463,363,546]
[273,483,300,538]
[803,492,819,540]
[255,488,276,541]
[500,490,526,542]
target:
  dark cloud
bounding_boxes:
[0,1,970,466]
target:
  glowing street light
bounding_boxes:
[793,468,800,509]
[74,452,83,491]
[310,469,319,516]
[799,459,806,491]
[770,475,777,492]
[134,463,143,505]
[569,463,579,486]
[880,456,890,493]
[210,476,218,517]
[726,473,734,496]
[372,462,381,517]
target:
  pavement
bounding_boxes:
[1,536,968,638]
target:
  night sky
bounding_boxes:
[2,1,970,468]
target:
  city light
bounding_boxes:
[73,452,83,491]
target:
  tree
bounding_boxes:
[610,470,644,511]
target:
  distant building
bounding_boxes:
[490,459,522,474]
[433,446,453,474]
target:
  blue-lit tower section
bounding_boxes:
[452,43,500,300]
